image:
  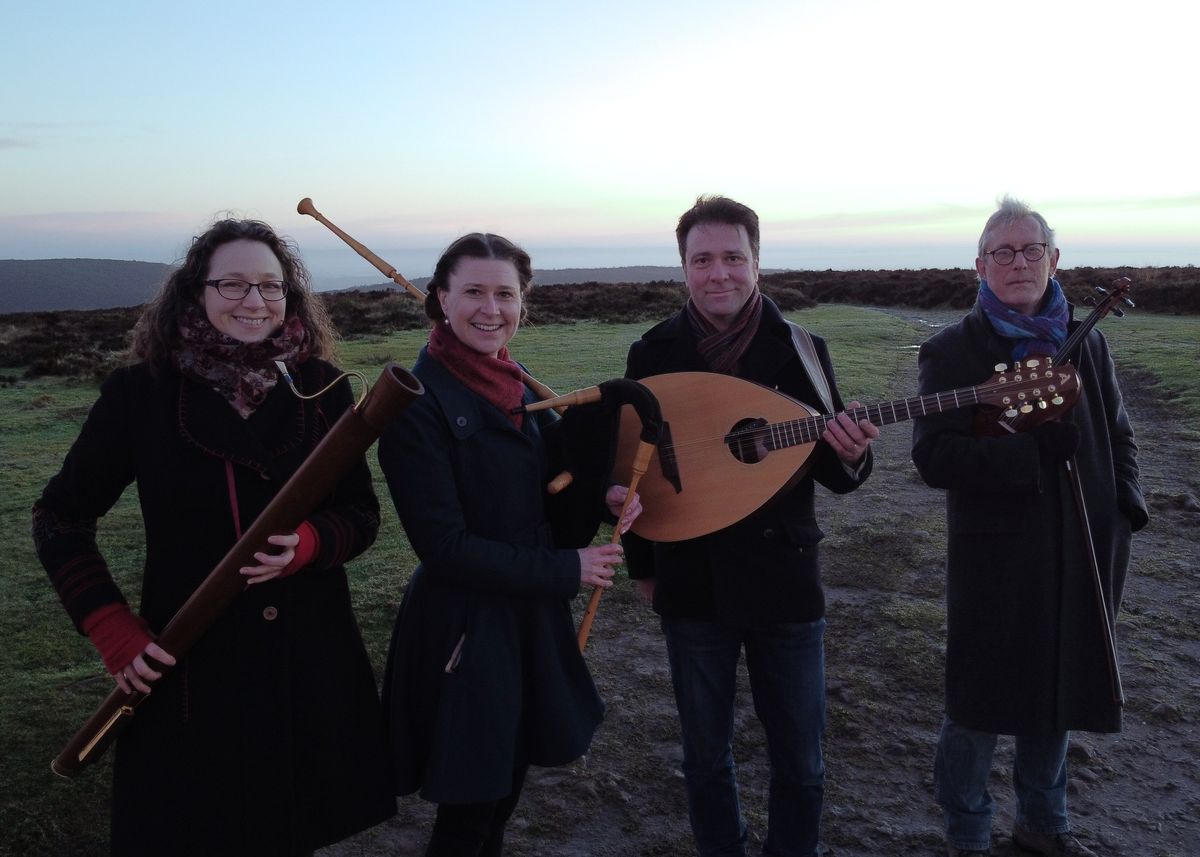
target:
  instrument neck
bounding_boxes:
[753,386,984,451]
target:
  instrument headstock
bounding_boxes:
[1081,276,1135,319]
[977,359,1079,419]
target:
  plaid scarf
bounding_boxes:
[427,321,525,429]
[685,289,764,375]
[173,302,311,419]
[979,277,1069,361]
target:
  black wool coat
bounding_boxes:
[34,359,395,856]
[378,348,604,805]
[912,302,1148,735]
[623,298,872,626]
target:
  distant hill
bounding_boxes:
[0,259,173,312]
[330,265,686,294]
[0,261,686,311]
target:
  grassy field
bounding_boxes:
[0,306,1194,856]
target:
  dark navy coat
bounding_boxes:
[912,302,1148,735]
[378,348,604,804]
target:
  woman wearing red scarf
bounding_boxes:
[33,219,395,855]
[378,233,639,856]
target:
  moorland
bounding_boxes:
[0,268,1196,856]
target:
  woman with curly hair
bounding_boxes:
[34,219,395,856]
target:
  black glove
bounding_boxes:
[1030,421,1080,464]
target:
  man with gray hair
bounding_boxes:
[911,197,1148,856]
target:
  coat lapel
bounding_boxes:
[177,374,306,476]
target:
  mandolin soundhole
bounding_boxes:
[727,417,769,464]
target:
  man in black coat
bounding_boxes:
[912,197,1148,857]
[624,195,878,857]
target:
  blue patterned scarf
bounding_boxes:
[979,277,1069,361]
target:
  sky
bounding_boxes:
[2,0,1196,287]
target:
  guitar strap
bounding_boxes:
[786,321,835,414]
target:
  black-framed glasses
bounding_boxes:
[204,279,289,301]
[984,243,1048,265]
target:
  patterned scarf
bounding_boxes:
[427,321,525,429]
[979,277,1069,361]
[685,289,764,375]
[173,302,311,419]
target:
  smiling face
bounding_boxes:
[976,215,1060,315]
[437,257,522,357]
[201,239,287,343]
[683,221,760,331]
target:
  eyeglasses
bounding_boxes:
[204,279,289,301]
[984,243,1048,265]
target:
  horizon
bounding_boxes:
[6,235,1197,283]
[3,1,1195,273]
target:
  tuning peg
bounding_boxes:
[1004,408,1019,418]
[1025,358,1041,368]
[1113,308,1125,318]
[1020,404,1034,414]
[994,363,1008,372]
[1037,400,1047,410]
[1094,286,1109,295]
[1123,297,1136,308]
[1083,295,1096,306]
[1052,396,1064,405]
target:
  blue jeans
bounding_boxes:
[934,715,1070,851]
[661,616,826,857]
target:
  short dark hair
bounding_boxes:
[132,219,334,369]
[424,233,534,323]
[675,195,760,264]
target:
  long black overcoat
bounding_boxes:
[377,348,604,804]
[912,302,1148,735]
[622,298,872,626]
[34,359,395,856]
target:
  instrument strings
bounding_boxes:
[660,383,996,457]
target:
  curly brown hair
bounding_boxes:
[131,219,335,370]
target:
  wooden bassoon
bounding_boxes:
[52,363,423,777]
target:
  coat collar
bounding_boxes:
[414,347,541,441]
[176,369,308,477]
[639,295,796,385]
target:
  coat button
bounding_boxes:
[262,606,278,621]
[456,416,468,427]
[763,528,776,539]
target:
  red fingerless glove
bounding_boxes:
[279,521,320,578]
[81,603,153,674]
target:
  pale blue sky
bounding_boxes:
[2,0,1195,285]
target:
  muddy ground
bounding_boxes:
[322,310,1199,857]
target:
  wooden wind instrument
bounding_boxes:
[295,197,565,413]
[575,441,653,652]
[52,364,424,778]
[296,197,425,301]
[520,379,663,651]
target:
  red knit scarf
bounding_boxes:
[427,321,525,428]
[173,302,311,418]
[685,289,764,375]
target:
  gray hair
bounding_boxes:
[977,195,1057,259]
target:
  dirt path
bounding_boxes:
[323,310,1199,857]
